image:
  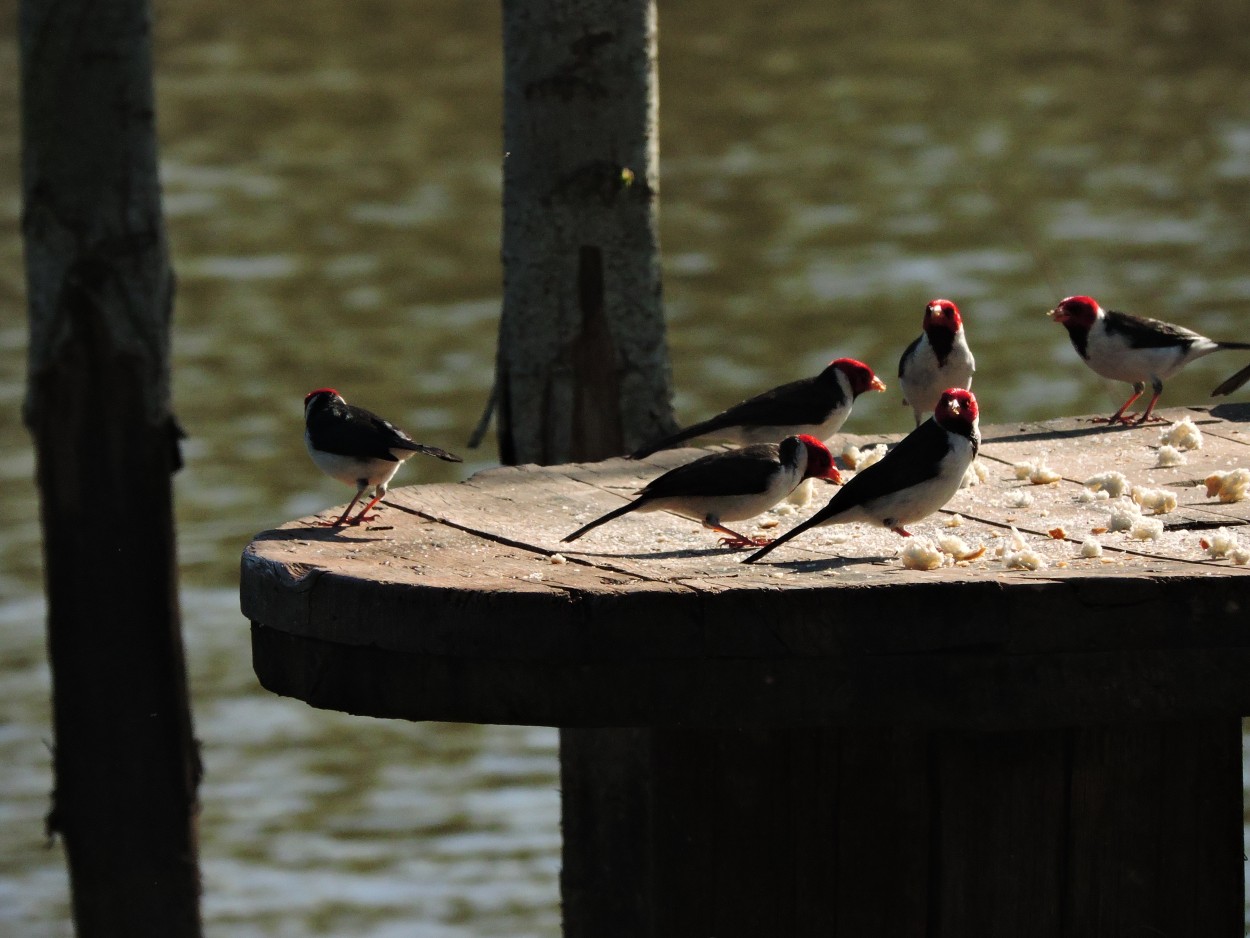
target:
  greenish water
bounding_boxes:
[3,1,1250,934]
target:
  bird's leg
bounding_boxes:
[1134,379,1166,424]
[349,489,386,525]
[891,526,912,537]
[1098,384,1144,425]
[315,489,365,527]
[705,519,771,549]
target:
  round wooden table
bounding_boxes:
[243,404,1250,936]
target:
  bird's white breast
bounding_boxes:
[902,333,975,420]
[1084,323,1214,383]
[835,433,975,529]
[305,432,405,491]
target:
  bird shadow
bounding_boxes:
[251,522,392,544]
[560,545,747,561]
[740,553,896,572]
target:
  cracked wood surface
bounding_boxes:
[243,402,1250,728]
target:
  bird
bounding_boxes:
[743,388,980,564]
[303,388,463,526]
[1212,361,1250,398]
[898,298,976,426]
[1049,295,1250,424]
[561,434,842,549]
[629,358,886,460]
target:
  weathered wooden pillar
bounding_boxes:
[497,0,674,465]
[20,0,203,934]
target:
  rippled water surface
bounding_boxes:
[4,0,1250,934]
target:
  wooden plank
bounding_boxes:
[1064,719,1244,935]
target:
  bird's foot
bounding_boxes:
[1132,412,1167,425]
[718,534,773,549]
[891,526,912,537]
[312,517,347,528]
[348,512,380,526]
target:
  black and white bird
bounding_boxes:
[303,388,462,527]
[562,434,842,549]
[1049,295,1250,424]
[629,358,885,460]
[898,298,975,426]
[743,388,980,564]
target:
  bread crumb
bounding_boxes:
[1202,527,1242,559]
[1077,488,1110,503]
[1160,416,1203,451]
[1004,548,1047,571]
[944,513,964,528]
[839,443,862,469]
[960,459,989,489]
[1107,498,1142,532]
[1085,471,1129,498]
[1155,444,1186,468]
[1006,489,1034,509]
[785,477,815,507]
[1231,547,1250,565]
[1204,468,1249,503]
[1048,527,1066,539]
[1013,461,1036,480]
[758,519,780,529]
[856,444,888,470]
[1079,537,1103,558]
[901,537,945,570]
[937,534,986,561]
[1128,517,1164,541]
[1131,485,1178,515]
[1029,464,1062,485]
[550,553,568,565]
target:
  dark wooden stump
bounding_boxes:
[243,404,1250,935]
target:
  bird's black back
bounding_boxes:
[639,442,784,501]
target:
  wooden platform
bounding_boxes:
[242,402,1250,937]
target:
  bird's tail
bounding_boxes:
[1216,341,1250,351]
[561,501,638,543]
[741,519,812,564]
[1212,361,1250,397]
[629,417,726,460]
[402,442,463,462]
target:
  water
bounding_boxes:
[4,0,1250,933]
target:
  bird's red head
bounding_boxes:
[796,434,842,484]
[305,387,340,405]
[1048,295,1101,329]
[935,388,978,430]
[923,298,962,334]
[831,358,887,397]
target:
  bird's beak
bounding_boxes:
[948,400,961,416]
[823,466,844,485]
[870,376,887,392]
[1047,307,1064,322]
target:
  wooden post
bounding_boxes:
[497,0,674,465]
[20,0,203,934]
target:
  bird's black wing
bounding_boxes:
[897,334,923,379]
[806,420,952,522]
[630,376,835,458]
[1103,309,1200,350]
[305,406,399,461]
[640,444,781,499]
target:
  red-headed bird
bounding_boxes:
[743,389,979,563]
[629,358,885,460]
[562,435,841,549]
[304,388,462,526]
[898,298,975,426]
[1049,295,1250,424]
